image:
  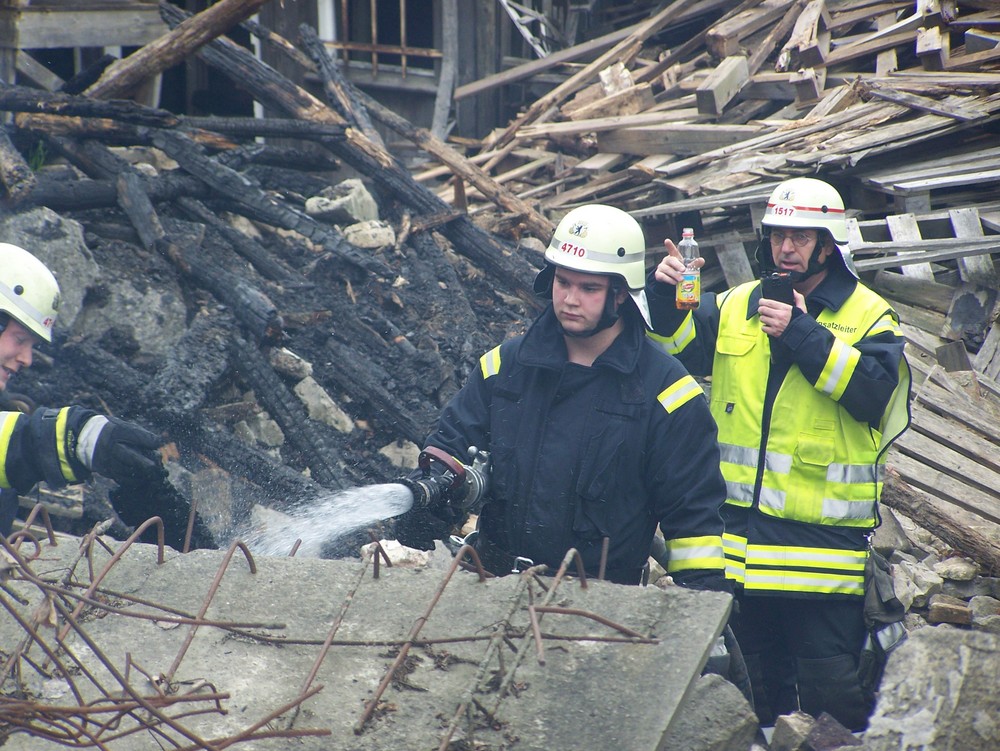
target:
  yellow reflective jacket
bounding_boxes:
[648,269,911,599]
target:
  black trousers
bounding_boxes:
[731,593,875,731]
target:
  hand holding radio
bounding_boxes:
[758,272,803,337]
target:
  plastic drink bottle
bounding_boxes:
[675,227,700,310]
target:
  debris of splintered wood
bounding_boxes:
[159,1,540,308]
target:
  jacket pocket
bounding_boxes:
[572,431,625,541]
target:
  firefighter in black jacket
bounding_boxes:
[396,204,729,591]
[0,242,164,536]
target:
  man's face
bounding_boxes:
[552,267,621,336]
[0,319,39,391]
[769,227,832,274]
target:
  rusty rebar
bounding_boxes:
[163,540,257,683]
[15,502,58,547]
[60,516,167,641]
[354,543,485,734]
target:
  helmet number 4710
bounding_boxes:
[559,242,586,257]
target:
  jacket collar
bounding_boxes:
[518,305,643,374]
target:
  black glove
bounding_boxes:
[393,505,465,551]
[79,416,165,485]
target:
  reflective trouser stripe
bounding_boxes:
[666,535,726,572]
[742,544,866,595]
[0,412,20,489]
[723,532,746,583]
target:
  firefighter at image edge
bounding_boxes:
[646,177,912,731]
[0,242,166,537]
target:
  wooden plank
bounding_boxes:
[855,236,1000,273]
[790,66,826,105]
[911,401,1000,480]
[517,108,701,140]
[565,83,656,121]
[871,270,954,314]
[706,0,796,58]
[892,299,948,336]
[886,213,935,280]
[949,207,998,286]
[965,30,1000,54]
[889,445,1000,527]
[782,0,831,66]
[858,81,988,121]
[916,24,950,71]
[454,23,632,100]
[0,7,167,50]
[711,230,756,286]
[696,55,749,116]
[595,123,764,157]
[573,153,626,173]
[974,323,1000,383]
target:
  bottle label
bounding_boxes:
[676,270,700,308]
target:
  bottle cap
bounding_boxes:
[682,227,694,237]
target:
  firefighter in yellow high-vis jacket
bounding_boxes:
[646,178,912,731]
[0,242,163,536]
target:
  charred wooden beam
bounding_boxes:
[0,82,180,127]
[180,115,347,143]
[160,2,540,309]
[27,171,208,212]
[14,113,236,151]
[116,169,283,343]
[231,335,348,490]
[148,128,388,277]
[297,24,385,149]
[85,0,275,101]
[60,339,323,510]
[0,126,36,204]
[176,196,305,284]
[298,25,553,243]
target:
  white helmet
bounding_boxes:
[0,243,60,343]
[535,204,651,328]
[761,177,848,244]
[540,204,647,290]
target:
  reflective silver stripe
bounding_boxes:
[744,570,864,594]
[647,313,695,355]
[667,541,725,563]
[0,279,51,331]
[726,480,755,505]
[757,486,786,512]
[763,450,793,474]
[822,497,876,521]
[719,443,757,468]
[657,375,702,414]
[749,548,866,568]
[722,533,746,559]
[479,345,501,379]
[826,462,878,484]
[719,444,792,475]
[818,337,853,396]
[726,562,745,581]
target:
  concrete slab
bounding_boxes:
[0,538,732,750]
